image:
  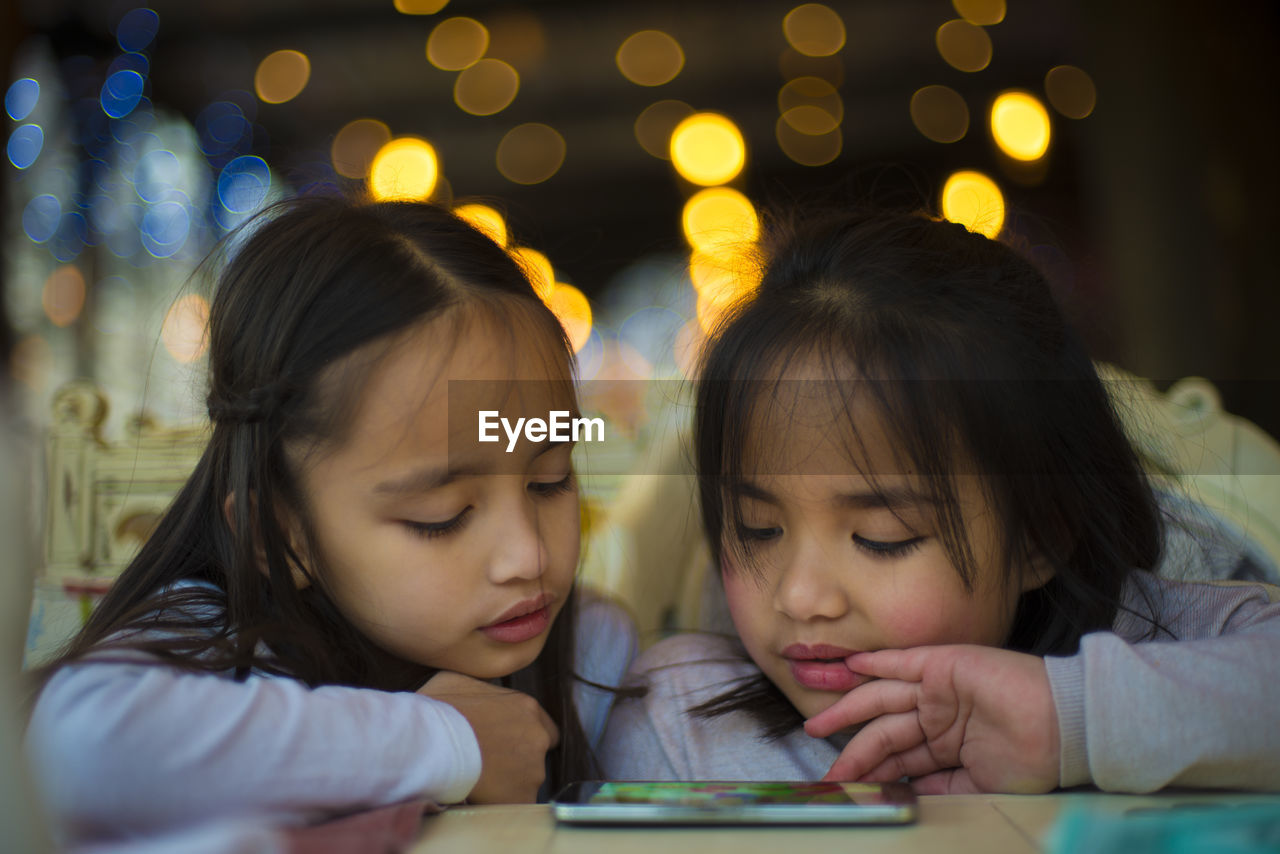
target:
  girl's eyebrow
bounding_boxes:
[733,480,935,509]
[372,441,575,495]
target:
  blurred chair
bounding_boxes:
[581,366,1280,647]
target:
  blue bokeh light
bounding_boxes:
[52,212,89,262]
[7,123,44,169]
[140,200,191,258]
[5,78,39,121]
[576,328,605,382]
[217,155,271,214]
[117,8,160,53]
[197,101,249,157]
[109,52,150,78]
[22,194,61,243]
[618,305,685,372]
[100,70,145,119]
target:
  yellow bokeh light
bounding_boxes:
[616,30,685,87]
[42,265,86,327]
[368,137,439,201]
[779,76,843,134]
[634,99,694,159]
[546,283,592,353]
[952,0,1005,25]
[454,203,507,247]
[682,187,759,257]
[496,123,565,185]
[331,118,392,179]
[254,50,311,104]
[396,0,450,13]
[940,170,1005,238]
[427,17,489,71]
[990,90,1052,161]
[935,19,992,73]
[454,58,519,116]
[783,4,846,57]
[509,247,555,300]
[694,260,759,336]
[670,112,746,186]
[779,50,844,88]
[162,294,211,364]
[776,116,842,166]
[1045,65,1097,119]
[910,84,969,143]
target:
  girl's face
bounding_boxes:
[295,309,580,680]
[720,373,1048,720]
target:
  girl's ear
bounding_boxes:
[1019,550,1055,593]
[223,492,313,590]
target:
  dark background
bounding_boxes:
[4,0,1278,436]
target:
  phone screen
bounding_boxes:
[552,781,917,825]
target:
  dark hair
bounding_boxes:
[33,195,595,787]
[691,207,1166,738]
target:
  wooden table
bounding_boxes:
[409,791,1280,853]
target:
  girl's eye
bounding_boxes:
[853,534,924,559]
[529,472,575,498]
[738,525,782,543]
[402,508,471,539]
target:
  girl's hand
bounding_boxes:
[804,645,1059,794]
[419,671,559,804]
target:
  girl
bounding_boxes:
[25,196,635,846]
[600,207,1280,793]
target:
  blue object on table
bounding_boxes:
[1047,801,1280,854]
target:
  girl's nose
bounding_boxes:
[487,487,549,584]
[773,540,851,622]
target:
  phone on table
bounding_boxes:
[551,780,917,826]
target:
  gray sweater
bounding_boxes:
[600,572,1280,792]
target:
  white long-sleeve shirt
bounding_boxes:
[599,573,1280,791]
[26,592,635,846]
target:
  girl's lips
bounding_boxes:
[782,643,862,692]
[480,594,554,644]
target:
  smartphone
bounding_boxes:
[551,780,918,826]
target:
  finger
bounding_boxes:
[855,742,947,783]
[540,705,561,749]
[804,679,918,738]
[821,711,926,782]
[910,768,981,795]
[843,648,933,682]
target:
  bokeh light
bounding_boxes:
[510,246,555,300]
[634,99,693,159]
[255,50,310,104]
[7,124,44,169]
[695,261,758,335]
[779,50,844,88]
[454,203,507,246]
[331,118,391,178]
[454,58,519,115]
[116,8,160,52]
[100,69,145,118]
[23,194,60,243]
[682,187,758,257]
[935,19,992,73]
[496,122,565,184]
[217,155,273,213]
[990,90,1051,161]
[134,148,182,202]
[196,101,249,157]
[162,294,211,364]
[940,170,1005,238]
[952,0,1005,25]
[546,284,592,353]
[140,200,191,258]
[486,11,547,70]
[1044,65,1097,119]
[776,117,841,166]
[5,78,39,121]
[910,84,969,143]
[368,137,439,201]
[783,4,846,57]
[616,30,685,87]
[396,0,450,13]
[43,266,87,327]
[427,17,489,71]
[670,112,746,186]
[779,76,842,134]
